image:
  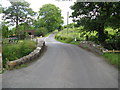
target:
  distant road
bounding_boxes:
[3,34,118,88]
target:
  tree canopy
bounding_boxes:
[71,2,120,43]
[2,0,36,37]
[38,4,63,32]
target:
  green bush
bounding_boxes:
[66,38,74,43]
[61,36,67,40]
[35,27,48,37]
[76,37,81,41]
[2,40,36,67]
[55,35,60,39]
[2,39,9,44]
[58,36,62,40]
[20,40,36,56]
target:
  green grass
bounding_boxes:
[103,53,120,69]
[69,41,81,45]
[18,40,24,42]
[83,46,89,49]
[56,37,80,45]
[15,64,28,69]
[55,27,86,45]
[55,27,88,45]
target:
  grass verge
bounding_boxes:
[56,38,80,45]
[103,53,120,70]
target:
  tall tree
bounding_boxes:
[38,4,63,32]
[2,0,35,37]
[71,2,120,43]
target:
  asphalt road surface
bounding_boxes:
[2,34,118,88]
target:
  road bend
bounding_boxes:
[2,34,118,88]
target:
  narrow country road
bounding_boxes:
[3,34,118,88]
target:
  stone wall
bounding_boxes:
[7,40,45,70]
[80,41,120,54]
[79,41,108,54]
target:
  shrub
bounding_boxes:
[76,37,81,41]
[55,35,60,39]
[61,36,67,40]
[66,38,74,43]
[20,40,36,56]
[2,38,9,44]
[35,27,48,37]
[58,36,61,40]
[2,40,36,67]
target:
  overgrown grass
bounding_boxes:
[69,41,81,45]
[55,27,94,44]
[103,53,120,69]
[15,63,29,69]
[2,40,36,67]
[56,35,80,45]
[55,27,86,45]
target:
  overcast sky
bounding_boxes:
[1,0,76,25]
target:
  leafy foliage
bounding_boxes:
[35,27,48,37]
[71,2,120,43]
[2,0,36,36]
[56,26,120,50]
[2,22,9,38]
[2,40,36,66]
[38,4,63,32]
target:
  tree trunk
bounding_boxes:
[97,23,106,44]
[16,16,19,39]
[16,22,18,35]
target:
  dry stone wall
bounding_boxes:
[79,41,108,54]
[7,40,45,70]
